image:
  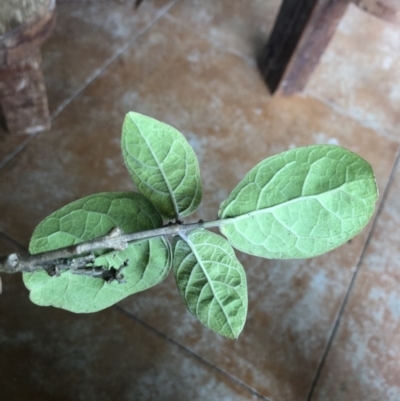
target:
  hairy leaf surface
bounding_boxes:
[173,229,247,339]
[23,192,171,313]
[219,145,378,259]
[121,112,203,218]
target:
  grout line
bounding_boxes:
[51,0,180,120]
[0,0,180,173]
[114,305,272,401]
[0,231,27,253]
[0,135,37,171]
[305,147,400,401]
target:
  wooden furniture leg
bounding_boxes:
[0,50,50,134]
[259,0,351,96]
[0,0,56,135]
[259,0,399,96]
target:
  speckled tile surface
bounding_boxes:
[1,1,400,401]
[305,4,400,142]
[43,0,176,115]
[0,0,176,169]
[0,237,259,401]
[116,92,397,400]
[310,157,400,401]
[0,16,279,247]
[166,0,282,61]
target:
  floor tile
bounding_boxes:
[43,0,175,114]
[305,4,400,142]
[0,0,175,170]
[166,0,282,61]
[310,156,400,401]
[0,237,259,401]
[0,16,397,401]
[117,95,398,401]
[0,16,273,246]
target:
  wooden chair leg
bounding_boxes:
[0,50,50,135]
[0,0,55,135]
[259,0,351,96]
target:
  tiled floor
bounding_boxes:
[1,1,400,400]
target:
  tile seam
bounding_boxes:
[114,305,273,401]
[49,0,181,122]
[0,231,27,252]
[0,136,35,171]
[0,229,269,400]
[0,0,180,173]
[305,146,400,401]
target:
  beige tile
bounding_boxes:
[0,239,258,401]
[311,157,400,401]
[166,0,282,61]
[305,4,400,142]
[0,15,396,400]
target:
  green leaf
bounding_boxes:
[218,145,378,259]
[121,112,203,219]
[23,192,171,313]
[172,229,248,339]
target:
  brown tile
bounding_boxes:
[311,157,400,401]
[117,96,398,401]
[305,4,400,142]
[0,0,175,169]
[0,236,258,401]
[0,16,273,246]
[166,0,282,61]
[43,0,176,114]
[0,15,398,401]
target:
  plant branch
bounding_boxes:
[68,259,129,283]
[0,219,224,275]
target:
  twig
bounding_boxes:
[0,227,126,274]
[44,254,96,276]
[0,219,224,275]
[70,259,129,283]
